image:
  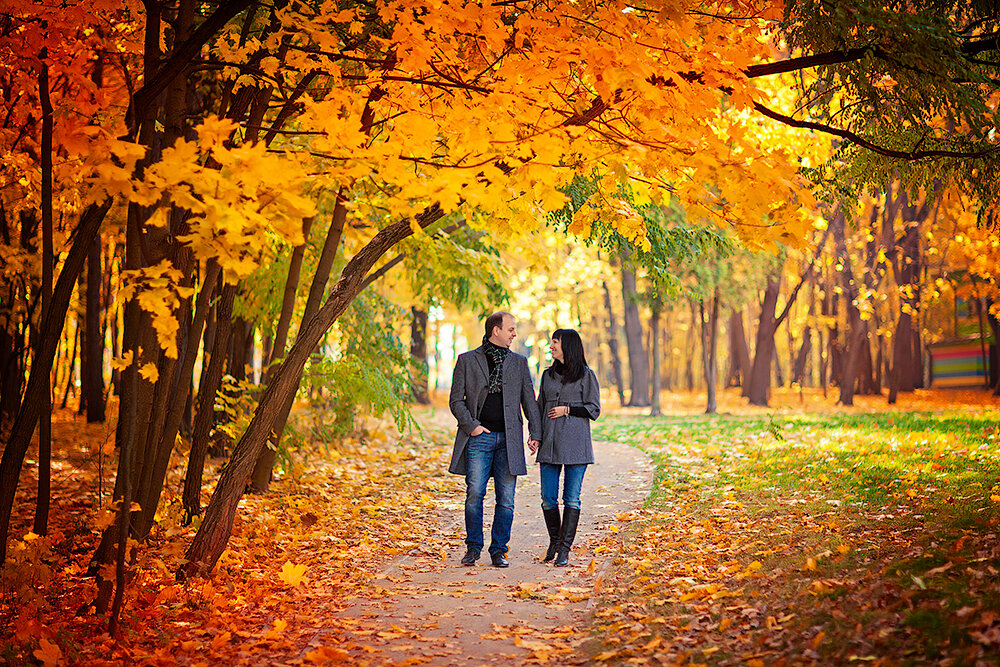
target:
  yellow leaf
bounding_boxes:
[279,561,307,586]
[33,638,62,667]
[718,618,732,631]
[263,618,288,641]
[139,363,159,383]
[804,557,818,572]
[305,646,350,663]
[110,351,134,371]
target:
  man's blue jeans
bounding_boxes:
[465,431,516,557]
[540,462,587,510]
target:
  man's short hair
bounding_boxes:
[485,311,513,338]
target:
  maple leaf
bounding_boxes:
[304,646,350,663]
[33,638,63,667]
[279,561,307,586]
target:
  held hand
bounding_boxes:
[470,425,491,436]
[547,406,570,419]
[527,439,540,454]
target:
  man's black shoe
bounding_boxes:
[491,552,509,568]
[461,548,480,566]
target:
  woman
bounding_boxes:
[530,328,601,566]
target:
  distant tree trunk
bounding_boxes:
[183,281,236,521]
[888,194,928,404]
[410,306,431,404]
[773,347,785,388]
[747,226,831,407]
[662,316,673,392]
[58,325,79,410]
[792,328,812,386]
[251,194,348,493]
[728,309,751,391]
[746,276,780,406]
[85,236,106,422]
[832,209,866,406]
[700,288,720,414]
[650,304,662,416]
[1,200,112,565]
[792,281,815,386]
[988,302,1000,396]
[601,281,626,406]
[685,299,697,391]
[621,265,649,406]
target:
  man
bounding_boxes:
[449,312,541,567]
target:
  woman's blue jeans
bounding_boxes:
[465,431,516,557]
[539,462,587,510]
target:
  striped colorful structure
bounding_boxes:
[929,340,989,388]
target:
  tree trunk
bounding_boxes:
[183,281,236,521]
[701,289,720,414]
[888,193,928,403]
[250,193,348,492]
[685,299,697,391]
[33,58,54,537]
[601,281,626,406]
[831,209,866,406]
[650,304,662,416]
[85,236,106,422]
[746,275,781,406]
[621,265,649,406]
[410,306,431,404]
[182,207,443,578]
[727,309,751,390]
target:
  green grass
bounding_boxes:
[590,408,1000,664]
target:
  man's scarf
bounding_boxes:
[483,338,509,394]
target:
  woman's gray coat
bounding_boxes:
[535,367,601,465]
[448,346,542,476]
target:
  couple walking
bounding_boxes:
[448,312,601,568]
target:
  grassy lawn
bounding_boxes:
[588,397,1000,665]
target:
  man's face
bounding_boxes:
[491,316,517,348]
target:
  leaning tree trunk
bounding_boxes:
[621,265,649,406]
[181,207,443,579]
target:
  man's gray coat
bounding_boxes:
[448,346,542,476]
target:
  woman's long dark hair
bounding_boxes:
[550,328,587,384]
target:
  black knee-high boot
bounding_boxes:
[554,506,580,567]
[542,507,561,562]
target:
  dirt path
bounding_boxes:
[328,439,654,665]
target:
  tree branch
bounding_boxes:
[753,101,1000,160]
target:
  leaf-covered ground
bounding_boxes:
[588,388,1000,666]
[5,388,1000,666]
[2,403,461,665]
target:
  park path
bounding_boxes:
[329,438,654,665]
